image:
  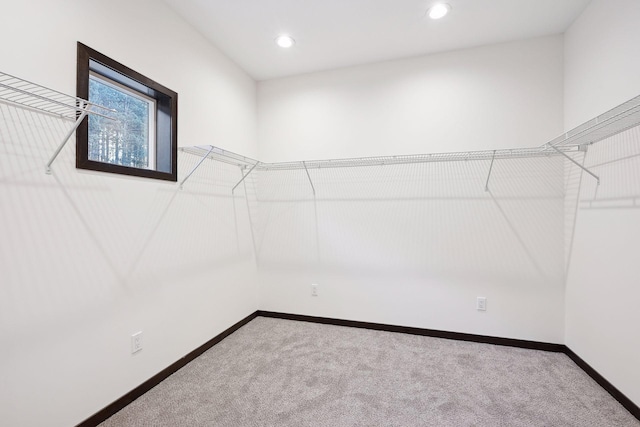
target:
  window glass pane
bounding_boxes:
[88,75,153,169]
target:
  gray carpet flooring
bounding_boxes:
[99,317,639,426]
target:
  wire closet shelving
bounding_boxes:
[0,70,116,173]
[2,69,639,189]
[179,93,640,192]
[545,94,640,148]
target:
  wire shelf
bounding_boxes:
[178,93,640,173]
[178,93,640,189]
[0,70,117,173]
[546,94,640,148]
[257,146,582,171]
[178,144,585,192]
[181,145,258,168]
[0,71,114,121]
[181,144,581,173]
[179,145,260,189]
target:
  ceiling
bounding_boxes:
[162,0,592,81]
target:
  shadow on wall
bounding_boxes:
[247,154,567,286]
[561,127,640,277]
[577,126,640,210]
[0,103,254,339]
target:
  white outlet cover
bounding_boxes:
[131,331,143,354]
[311,284,318,296]
[477,297,487,311]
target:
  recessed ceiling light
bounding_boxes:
[428,3,451,20]
[276,35,295,48]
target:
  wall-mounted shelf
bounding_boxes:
[180,143,583,174]
[6,69,636,189]
[181,145,258,169]
[179,145,260,190]
[179,94,640,192]
[179,144,584,194]
[546,94,640,148]
[255,146,582,171]
[0,70,116,173]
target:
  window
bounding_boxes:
[76,42,178,181]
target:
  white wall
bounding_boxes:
[564,0,640,407]
[255,36,567,344]
[0,1,257,426]
[564,0,640,130]
[258,35,564,162]
[3,0,637,423]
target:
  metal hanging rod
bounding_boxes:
[0,70,116,174]
[545,94,640,148]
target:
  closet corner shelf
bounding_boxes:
[179,145,260,190]
[180,93,640,191]
[0,70,116,174]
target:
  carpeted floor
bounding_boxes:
[99,317,639,426]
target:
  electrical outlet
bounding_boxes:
[477,297,487,311]
[311,283,318,297]
[131,331,143,354]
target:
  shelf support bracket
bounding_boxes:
[232,162,258,194]
[303,161,316,196]
[549,144,600,185]
[179,145,214,189]
[45,106,89,174]
[484,150,496,192]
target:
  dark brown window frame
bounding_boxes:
[76,42,178,182]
